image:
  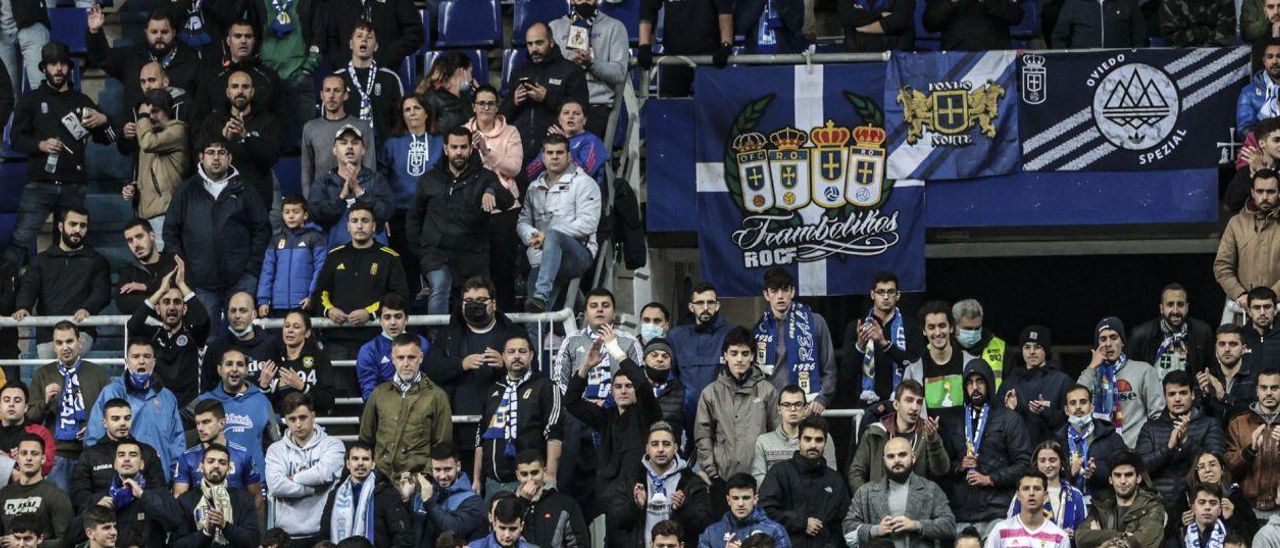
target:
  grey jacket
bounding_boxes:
[695,365,781,481]
[548,14,630,106]
[299,115,375,197]
[757,310,837,408]
[1255,515,1280,548]
[517,164,602,266]
[750,425,836,485]
[843,474,955,547]
[550,326,644,393]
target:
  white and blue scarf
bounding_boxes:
[482,371,529,458]
[1155,319,1188,372]
[1067,421,1093,492]
[755,302,818,398]
[860,307,905,404]
[331,473,378,544]
[1184,519,1227,548]
[1093,355,1128,429]
[55,361,86,441]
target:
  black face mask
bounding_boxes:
[645,365,668,383]
[572,2,596,20]
[463,302,491,325]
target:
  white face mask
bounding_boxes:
[640,323,666,342]
[1068,414,1092,429]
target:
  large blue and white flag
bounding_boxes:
[693,64,925,298]
[1020,47,1249,171]
[884,51,1021,180]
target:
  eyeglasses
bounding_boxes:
[202,149,230,157]
[778,402,805,410]
[691,300,720,309]
[873,289,900,297]
[462,297,492,305]
[474,101,498,109]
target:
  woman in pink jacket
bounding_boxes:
[464,84,524,309]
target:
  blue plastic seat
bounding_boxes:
[1010,0,1040,48]
[913,0,940,51]
[513,0,571,45]
[500,48,529,95]
[418,8,433,54]
[599,0,641,45]
[436,0,501,48]
[422,49,490,87]
[50,8,89,54]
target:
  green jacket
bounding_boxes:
[845,412,950,495]
[26,360,112,458]
[359,376,453,477]
[1075,488,1168,548]
[1242,0,1272,42]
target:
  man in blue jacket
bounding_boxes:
[356,293,429,401]
[192,347,279,496]
[667,282,733,454]
[308,124,395,248]
[85,339,185,482]
[698,473,791,548]
[1238,38,1280,138]
[409,441,486,542]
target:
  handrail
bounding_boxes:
[0,308,576,330]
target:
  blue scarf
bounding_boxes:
[963,404,990,468]
[755,302,819,398]
[109,474,144,509]
[860,307,905,403]
[179,0,212,48]
[124,371,153,395]
[482,372,529,458]
[1154,319,1188,373]
[1066,421,1093,492]
[1092,355,1128,429]
[55,361,86,441]
[331,473,378,543]
[1185,519,1227,548]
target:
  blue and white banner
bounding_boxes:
[885,51,1021,180]
[1020,47,1249,171]
[693,64,926,298]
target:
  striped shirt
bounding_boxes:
[984,515,1071,548]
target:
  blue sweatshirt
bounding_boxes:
[86,378,186,481]
[193,385,277,479]
[378,132,444,208]
[697,508,791,548]
[257,223,329,311]
[173,439,262,488]
[356,333,431,400]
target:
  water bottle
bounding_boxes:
[44,151,58,174]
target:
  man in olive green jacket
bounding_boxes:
[846,379,949,495]
[358,333,453,477]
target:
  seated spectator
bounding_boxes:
[754,268,836,414]
[1237,41,1280,139]
[503,23,590,161]
[518,134,602,313]
[86,340,185,481]
[26,321,110,491]
[69,439,182,547]
[1219,177,1280,308]
[1051,0,1145,48]
[317,0,422,71]
[1164,452,1257,543]
[1135,370,1225,506]
[474,333,562,497]
[1224,367,1280,517]
[305,75,376,198]
[321,441,414,545]
[470,495,533,548]
[525,100,609,188]
[357,294,429,401]
[1159,0,1234,46]
[0,384,54,477]
[256,197,329,317]
[462,85,522,306]
[638,302,671,346]
[13,206,111,358]
[846,271,919,407]
[203,291,285,389]
[643,338,686,432]
[193,348,278,493]
[70,398,167,513]
[196,69,283,216]
[0,434,72,544]
[380,93,441,298]
[1198,325,1257,424]
[758,416,848,548]
[174,443,262,546]
[996,326,1072,447]
[650,520,687,548]
[1172,483,1235,548]
[122,90,190,243]
[842,436,955,546]
[125,260,210,406]
[406,442,485,542]
[903,301,973,411]
[846,379,947,495]
[1243,0,1280,42]
[1127,284,1215,379]
[80,505,121,548]
[359,334,452,477]
[1227,117,1280,212]
[3,514,57,548]
[262,309,336,413]
[1077,317,1164,448]
[192,21,285,122]
[549,0,630,137]
[173,399,263,499]
[406,126,514,315]
[1008,441,1086,536]
[116,219,180,315]
[838,0,914,53]
[265,393,346,547]
[333,22,403,140]
[419,52,475,137]
[309,124,394,249]
[1075,449,1167,548]
[697,473,789,548]
[1052,384,1127,498]
[164,135,271,333]
[511,449,589,548]
[986,472,1071,548]
[921,0,1022,50]
[751,386,836,486]
[609,422,710,548]
[260,528,291,548]
[696,327,780,514]
[955,528,981,548]
[1259,495,1280,546]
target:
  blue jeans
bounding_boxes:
[195,275,258,339]
[424,267,451,316]
[0,22,48,98]
[46,455,75,492]
[5,182,86,265]
[528,230,593,305]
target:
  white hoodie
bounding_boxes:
[265,424,346,536]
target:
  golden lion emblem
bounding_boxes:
[896,80,1005,145]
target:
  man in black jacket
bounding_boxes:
[758,415,849,548]
[86,6,200,115]
[68,439,182,547]
[995,326,1072,447]
[333,22,403,141]
[921,0,1024,50]
[1242,287,1280,367]
[1134,370,1225,506]
[12,205,111,357]
[70,399,167,512]
[164,134,271,331]
[642,339,686,432]
[1050,0,1146,48]
[321,441,413,546]
[1199,325,1259,422]
[197,69,282,214]
[636,0,732,96]
[513,449,590,548]
[609,421,711,548]
[406,127,514,316]
[126,258,211,406]
[174,443,261,547]
[116,219,180,315]
[318,0,422,70]
[6,42,116,266]
[1052,384,1128,499]
[502,23,590,160]
[192,21,286,122]
[939,358,1030,538]
[1127,283,1216,380]
[474,333,563,497]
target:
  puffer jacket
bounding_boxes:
[164,166,271,291]
[1074,488,1167,548]
[939,359,1031,523]
[358,376,453,477]
[694,365,781,481]
[995,359,1073,447]
[697,508,791,548]
[1216,201,1280,302]
[256,224,328,311]
[1236,69,1280,138]
[1052,418,1129,496]
[759,453,849,548]
[424,87,472,136]
[1225,403,1280,511]
[406,153,515,278]
[845,412,949,495]
[653,368,686,432]
[1134,407,1225,506]
[134,118,189,219]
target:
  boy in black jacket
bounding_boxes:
[608,421,711,548]
[174,443,260,547]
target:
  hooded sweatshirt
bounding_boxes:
[193,384,279,480]
[265,425,347,537]
[377,131,443,206]
[85,377,185,481]
[464,116,524,202]
[940,359,1031,523]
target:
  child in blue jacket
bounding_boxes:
[257,196,328,316]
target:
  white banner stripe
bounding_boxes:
[1059,141,1116,170]
[1165,48,1218,74]
[794,66,827,297]
[1182,66,1252,110]
[1024,127,1103,170]
[695,162,727,193]
[1022,109,1092,153]
[1176,47,1250,90]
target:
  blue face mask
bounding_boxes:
[640,323,666,342]
[956,328,982,348]
[125,371,152,391]
[1068,415,1092,429]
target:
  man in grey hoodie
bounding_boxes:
[264,393,345,546]
[608,421,711,548]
